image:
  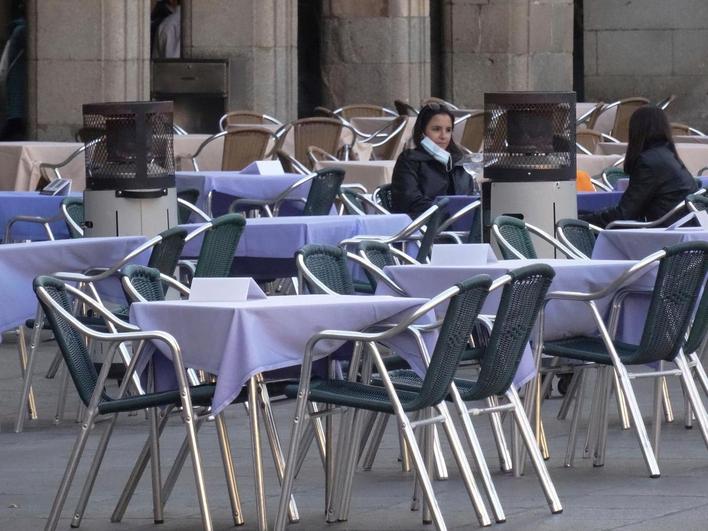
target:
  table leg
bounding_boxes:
[248,376,268,531]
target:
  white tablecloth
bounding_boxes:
[0,141,85,191]
[315,160,396,192]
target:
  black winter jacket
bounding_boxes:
[391,147,473,219]
[581,143,698,228]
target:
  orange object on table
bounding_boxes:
[576,170,595,192]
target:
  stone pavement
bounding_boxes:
[1,340,707,531]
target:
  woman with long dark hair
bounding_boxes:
[581,105,697,227]
[391,103,472,218]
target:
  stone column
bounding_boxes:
[27,0,151,140]
[320,0,430,109]
[182,0,298,122]
[440,0,573,107]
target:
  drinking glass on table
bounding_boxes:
[462,152,483,194]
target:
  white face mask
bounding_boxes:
[421,135,452,171]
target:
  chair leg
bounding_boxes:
[691,352,708,396]
[247,376,268,531]
[675,353,708,449]
[44,410,97,531]
[557,369,581,421]
[449,390,505,523]
[432,426,449,480]
[356,411,377,464]
[160,416,206,510]
[54,364,70,425]
[15,310,44,433]
[651,364,664,457]
[45,349,63,379]
[486,396,512,472]
[16,326,37,420]
[661,377,674,423]
[360,413,389,470]
[70,413,120,528]
[214,412,245,526]
[149,407,164,524]
[612,369,631,430]
[507,387,563,514]
[564,370,587,468]
[592,367,613,467]
[335,408,368,521]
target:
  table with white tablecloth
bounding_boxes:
[0,141,85,191]
[599,142,708,175]
[314,160,396,192]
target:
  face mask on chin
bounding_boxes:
[420,135,452,171]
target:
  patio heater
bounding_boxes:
[81,101,177,237]
[481,92,577,258]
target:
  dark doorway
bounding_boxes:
[0,0,27,140]
[573,0,584,101]
[298,0,323,118]
[429,1,443,99]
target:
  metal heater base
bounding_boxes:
[482,180,577,258]
[83,188,178,238]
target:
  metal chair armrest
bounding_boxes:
[190,131,228,172]
[437,199,480,232]
[177,197,211,222]
[590,178,612,192]
[121,272,190,303]
[606,199,689,229]
[4,214,60,242]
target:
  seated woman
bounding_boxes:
[581,105,698,228]
[391,103,472,218]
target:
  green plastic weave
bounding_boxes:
[557,218,596,258]
[302,168,345,216]
[121,265,166,302]
[684,279,708,355]
[493,215,537,259]
[374,184,393,212]
[297,244,355,295]
[416,197,448,262]
[357,241,397,291]
[177,188,200,224]
[194,214,246,278]
[147,227,188,277]
[62,196,84,239]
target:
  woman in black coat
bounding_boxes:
[581,105,698,228]
[391,104,473,219]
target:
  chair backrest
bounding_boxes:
[581,101,605,130]
[687,193,708,212]
[221,127,273,171]
[469,264,555,398]
[290,118,344,170]
[421,97,458,110]
[121,264,166,302]
[357,240,398,290]
[684,277,708,355]
[602,166,628,189]
[394,99,418,116]
[631,241,708,364]
[335,104,395,119]
[371,116,408,161]
[459,111,485,152]
[556,218,596,259]
[373,184,393,212]
[339,188,367,215]
[61,196,84,238]
[194,214,246,278]
[671,122,692,136]
[297,244,355,295]
[415,198,448,263]
[177,188,200,225]
[611,97,650,142]
[493,215,537,259]
[33,276,98,407]
[303,168,346,216]
[576,128,603,154]
[405,275,492,409]
[220,110,281,129]
[147,226,188,277]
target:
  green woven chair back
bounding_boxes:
[194,214,246,278]
[33,276,101,407]
[464,264,555,400]
[631,241,708,364]
[147,227,188,277]
[494,215,537,259]
[416,198,448,263]
[62,196,84,239]
[297,244,355,295]
[357,241,397,290]
[405,275,492,410]
[122,265,166,302]
[687,193,708,212]
[602,167,628,189]
[340,189,366,215]
[302,168,345,216]
[374,184,393,212]
[177,188,200,224]
[684,278,708,355]
[557,218,596,258]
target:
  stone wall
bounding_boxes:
[439,0,573,108]
[27,0,151,140]
[319,0,430,110]
[584,0,708,130]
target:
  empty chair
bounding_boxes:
[219,110,282,131]
[181,214,247,282]
[39,139,100,186]
[599,97,650,142]
[458,110,485,152]
[61,196,85,238]
[277,117,356,170]
[556,218,601,259]
[372,183,393,213]
[576,129,603,154]
[190,127,275,172]
[361,116,408,161]
[492,215,578,260]
[333,104,398,119]
[576,102,605,129]
[393,99,418,116]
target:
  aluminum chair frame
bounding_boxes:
[274,117,358,169]
[604,190,706,229]
[491,216,582,260]
[333,104,398,119]
[436,199,481,243]
[35,279,213,531]
[274,281,495,531]
[4,213,59,243]
[338,188,390,216]
[39,138,101,183]
[218,110,283,131]
[189,128,276,172]
[555,219,603,260]
[61,198,85,237]
[541,246,708,477]
[575,102,605,127]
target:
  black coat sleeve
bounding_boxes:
[580,160,658,227]
[391,155,434,219]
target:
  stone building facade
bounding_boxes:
[1,0,705,139]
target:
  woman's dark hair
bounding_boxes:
[624,105,683,174]
[412,103,461,155]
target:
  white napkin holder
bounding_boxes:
[188,278,266,302]
[240,160,285,175]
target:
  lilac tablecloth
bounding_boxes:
[181,214,412,260]
[616,175,708,191]
[176,171,308,213]
[377,259,656,380]
[593,228,708,260]
[130,295,429,414]
[0,236,147,333]
[0,192,73,241]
